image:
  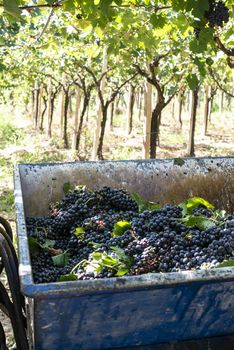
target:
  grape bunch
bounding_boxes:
[205,1,229,28]
[26,186,234,284]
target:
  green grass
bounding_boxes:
[0,113,22,149]
[0,190,15,219]
[111,145,137,160]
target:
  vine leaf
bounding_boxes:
[74,227,85,239]
[81,248,132,277]
[112,221,131,237]
[102,255,118,267]
[215,259,234,268]
[52,250,70,267]
[28,237,41,256]
[115,268,129,276]
[110,246,132,265]
[42,239,55,249]
[28,238,55,256]
[3,0,22,19]
[186,73,199,90]
[180,197,214,216]
[174,158,185,166]
[179,215,215,231]
[131,192,160,213]
[58,274,78,282]
[88,242,102,249]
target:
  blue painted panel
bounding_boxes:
[34,280,234,350]
[14,159,234,349]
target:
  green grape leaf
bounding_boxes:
[88,242,102,249]
[92,252,103,261]
[189,38,202,54]
[112,221,131,237]
[206,57,214,66]
[0,63,6,72]
[115,268,129,276]
[194,57,206,78]
[80,245,133,277]
[150,13,158,27]
[215,259,234,268]
[42,239,55,249]
[28,237,57,256]
[52,251,70,267]
[100,0,112,17]
[187,197,214,210]
[74,227,85,238]
[174,158,185,166]
[150,14,166,28]
[179,215,215,231]
[186,74,199,91]
[184,233,193,239]
[102,256,118,267]
[63,182,71,194]
[131,192,160,213]
[186,0,209,17]
[58,274,78,282]
[131,192,146,212]
[28,237,41,257]
[110,246,131,264]
[3,0,22,19]
[46,0,56,5]
[180,197,214,215]
[114,0,122,5]
[179,202,188,217]
[147,202,161,211]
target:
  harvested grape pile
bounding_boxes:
[26,186,234,284]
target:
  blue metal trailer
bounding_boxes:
[14,158,234,350]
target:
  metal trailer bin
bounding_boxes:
[14,157,234,350]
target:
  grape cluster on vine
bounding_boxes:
[205,0,229,28]
[194,1,229,38]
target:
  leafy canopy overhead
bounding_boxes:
[0,1,233,95]
[0,1,232,58]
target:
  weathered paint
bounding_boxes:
[14,158,234,349]
[33,280,234,350]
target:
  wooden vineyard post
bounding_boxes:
[126,83,134,135]
[92,47,108,161]
[171,98,175,121]
[177,90,183,129]
[60,73,66,138]
[187,88,199,157]
[31,87,34,122]
[72,86,81,150]
[33,81,39,129]
[46,77,52,137]
[138,87,143,121]
[38,85,42,130]
[143,82,152,159]
[108,101,114,131]
[203,85,210,136]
